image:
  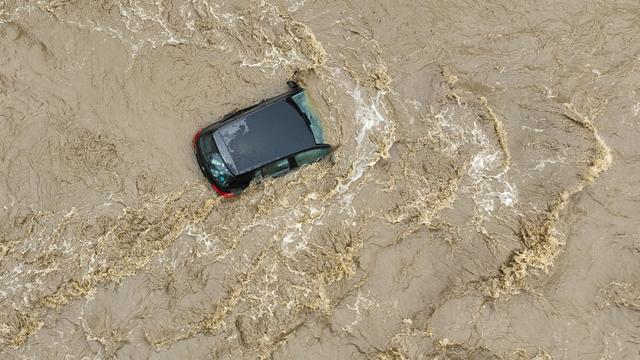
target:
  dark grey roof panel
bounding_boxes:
[214,98,316,175]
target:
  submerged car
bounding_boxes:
[193,81,332,197]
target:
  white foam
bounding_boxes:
[275,69,395,255]
[336,87,393,195]
[466,122,518,213]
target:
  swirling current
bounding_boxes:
[0,1,639,359]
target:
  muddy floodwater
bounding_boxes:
[1,1,639,359]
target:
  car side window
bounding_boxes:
[261,158,290,178]
[294,147,331,166]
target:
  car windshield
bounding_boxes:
[291,91,324,144]
[206,152,233,187]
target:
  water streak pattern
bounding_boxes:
[0,0,639,359]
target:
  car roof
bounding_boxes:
[213,94,317,175]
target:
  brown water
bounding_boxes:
[1,1,639,359]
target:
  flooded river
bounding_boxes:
[0,0,639,358]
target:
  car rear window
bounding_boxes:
[200,133,234,187]
[206,152,233,187]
